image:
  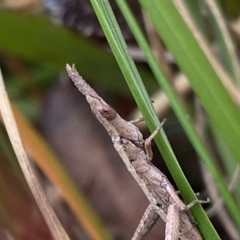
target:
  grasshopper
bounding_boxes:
[66,64,209,240]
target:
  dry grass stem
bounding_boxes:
[173,0,240,106]
[194,100,240,240]
[0,67,70,240]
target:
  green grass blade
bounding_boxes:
[138,0,240,230]
[115,0,227,238]
[89,0,220,238]
[138,1,240,170]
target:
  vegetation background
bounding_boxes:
[0,0,240,239]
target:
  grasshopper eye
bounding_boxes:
[99,105,117,121]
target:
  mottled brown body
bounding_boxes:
[66,64,204,240]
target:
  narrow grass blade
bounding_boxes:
[88,0,221,239]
